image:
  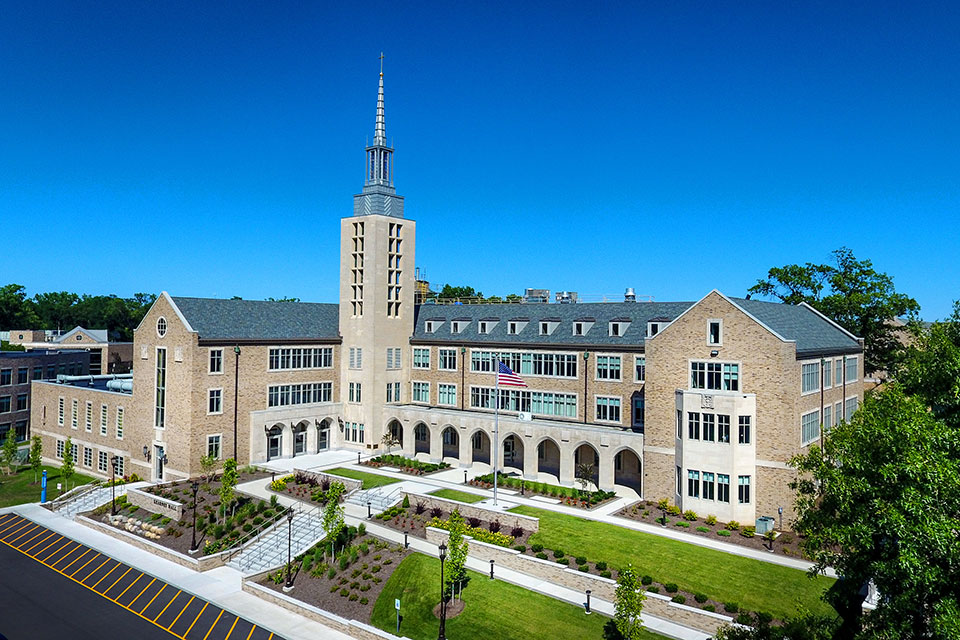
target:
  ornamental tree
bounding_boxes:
[218,457,238,521]
[29,435,42,483]
[1,426,18,474]
[896,301,960,429]
[446,510,469,598]
[62,436,75,490]
[614,564,646,640]
[322,481,345,556]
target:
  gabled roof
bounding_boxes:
[169,297,340,342]
[729,297,861,357]
[55,327,108,343]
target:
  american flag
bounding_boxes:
[497,361,528,387]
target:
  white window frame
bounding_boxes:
[438,348,457,371]
[209,348,223,374]
[208,388,223,415]
[595,395,621,423]
[100,404,108,436]
[801,361,820,395]
[71,399,78,429]
[83,446,93,468]
[801,409,820,446]
[207,434,222,460]
[156,316,167,338]
[58,396,64,426]
[438,383,457,407]
[412,348,431,369]
[412,381,430,404]
[595,355,622,381]
[822,359,832,389]
[98,450,108,473]
[707,319,723,346]
[84,401,92,432]
[116,406,124,440]
[634,356,645,383]
[56,439,64,459]
[155,346,167,429]
[845,356,858,383]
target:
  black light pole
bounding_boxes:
[110,455,119,516]
[438,542,447,640]
[189,481,200,553]
[233,346,241,460]
[585,590,592,614]
[284,507,294,591]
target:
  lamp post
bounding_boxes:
[437,542,447,640]
[189,481,200,553]
[233,346,240,460]
[109,455,119,516]
[489,559,495,579]
[585,589,592,614]
[284,507,294,591]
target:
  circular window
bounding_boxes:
[17,334,23,340]
[157,317,167,338]
[76,334,83,341]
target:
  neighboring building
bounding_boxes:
[7,327,133,374]
[27,69,865,526]
[1,350,91,446]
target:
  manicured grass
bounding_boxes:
[511,505,833,620]
[326,467,400,490]
[371,553,666,640]
[429,488,486,504]
[0,465,97,508]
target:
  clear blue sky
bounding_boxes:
[2,2,958,319]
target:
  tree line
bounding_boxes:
[0,284,156,342]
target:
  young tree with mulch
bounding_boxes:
[1,426,18,475]
[62,436,75,490]
[322,481,345,556]
[218,457,238,521]
[446,510,469,600]
[615,564,646,640]
[29,436,42,484]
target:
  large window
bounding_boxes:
[269,347,333,370]
[845,396,859,419]
[717,474,730,502]
[438,349,457,371]
[16,394,27,411]
[155,347,166,428]
[802,362,819,393]
[17,368,28,384]
[687,470,700,498]
[268,382,333,407]
[738,416,751,444]
[209,349,223,374]
[386,382,401,403]
[702,472,715,500]
[702,413,715,442]
[845,356,858,383]
[822,360,832,388]
[717,414,730,443]
[386,347,402,370]
[208,389,222,414]
[0,370,10,385]
[687,412,700,440]
[595,396,621,422]
[207,435,222,459]
[412,382,430,403]
[596,356,621,381]
[635,357,645,383]
[801,410,820,446]
[413,348,430,369]
[470,386,577,418]
[470,350,577,378]
[438,384,456,406]
[738,475,751,504]
[823,405,832,432]
[348,382,362,403]
[348,347,363,370]
[691,362,739,391]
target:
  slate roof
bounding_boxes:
[56,327,108,343]
[729,298,861,357]
[170,297,340,342]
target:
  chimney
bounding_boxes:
[624,287,636,302]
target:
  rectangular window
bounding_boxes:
[687,412,700,440]
[702,472,715,500]
[267,382,332,407]
[84,401,92,431]
[100,404,108,436]
[47,365,56,379]
[17,368,28,384]
[738,475,751,504]
[16,394,27,411]
[71,399,78,429]
[386,347,402,370]
[58,397,64,426]
[208,389,222,414]
[348,382,362,403]
[717,474,730,502]
[596,356,621,381]
[835,359,843,386]
[115,456,124,476]
[155,347,166,428]
[708,321,721,345]
[676,409,683,439]
[56,440,64,459]
[802,362,819,393]
[722,364,739,391]
[98,451,108,473]
[412,382,430,404]
[738,415,751,444]
[268,347,332,370]
[393,382,400,403]
[33,366,43,380]
[823,404,832,432]
[116,406,124,439]
[801,410,820,446]
[70,442,78,464]
[0,369,10,385]
[676,466,682,495]
[209,349,223,373]
[701,413,715,442]
[822,360,832,388]
[687,470,700,498]
[413,348,430,369]
[595,396,621,422]
[207,434,222,459]
[634,356,645,383]
[386,383,393,403]
[438,384,457,406]
[438,349,457,371]
[718,414,731,443]
[359,423,364,444]
[691,361,737,391]
[845,356,858,383]
[83,447,92,468]
[845,396,858,419]
[632,395,645,429]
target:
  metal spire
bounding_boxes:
[374,52,386,146]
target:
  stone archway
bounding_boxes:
[573,442,600,491]
[266,424,283,461]
[441,426,459,460]
[292,421,308,456]
[614,448,642,494]
[502,434,524,473]
[414,423,430,455]
[470,430,491,465]
[386,419,403,450]
[536,438,561,479]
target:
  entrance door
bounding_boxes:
[294,429,306,455]
[317,428,329,452]
[268,432,282,460]
[503,437,516,465]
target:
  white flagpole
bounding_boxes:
[493,358,499,507]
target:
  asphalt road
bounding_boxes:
[0,513,277,640]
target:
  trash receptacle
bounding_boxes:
[756,516,776,534]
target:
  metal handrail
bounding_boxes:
[221,507,286,562]
[48,483,99,510]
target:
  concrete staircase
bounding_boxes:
[226,509,328,574]
[49,483,137,519]
[345,486,402,515]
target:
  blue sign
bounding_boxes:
[41,469,47,503]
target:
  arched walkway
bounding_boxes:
[414,423,430,455]
[441,426,459,459]
[387,419,403,450]
[502,434,524,473]
[573,442,600,490]
[470,430,490,464]
[537,438,561,478]
[614,448,642,494]
[292,421,308,456]
[266,424,283,461]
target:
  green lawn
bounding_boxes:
[0,465,97,508]
[372,553,666,640]
[429,488,486,504]
[326,467,400,490]
[511,505,833,620]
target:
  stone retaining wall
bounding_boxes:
[425,527,731,635]
[127,487,185,519]
[404,492,539,533]
[243,580,410,640]
[292,469,363,495]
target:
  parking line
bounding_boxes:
[92,561,121,589]
[9,523,40,543]
[0,519,30,537]
[18,528,51,549]
[128,577,157,608]
[72,553,103,578]
[33,534,65,558]
[80,557,111,582]
[245,624,257,640]
[0,516,24,535]
[154,590,181,622]
[268,633,274,640]
[168,595,196,630]
[25,531,57,553]
[0,514,15,527]
[60,547,91,571]
[49,542,80,565]
[184,602,209,637]
[104,566,133,594]
[224,615,240,640]
[140,582,166,614]
[115,573,144,601]
[202,609,225,640]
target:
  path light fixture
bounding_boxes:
[404,532,408,548]
[437,542,447,640]
[109,455,120,516]
[585,589,592,614]
[358,451,362,464]
[367,501,372,518]
[189,481,200,554]
[489,559,495,579]
[284,507,295,591]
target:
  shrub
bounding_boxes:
[402,495,410,508]
[348,593,359,601]
[414,502,426,515]
[303,556,314,572]
[558,558,570,565]
[351,569,361,578]
[360,597,368,605]
[467,516,481,528]
[430,507,443,518]
[489,520,501,533]
[339,556,349,570]
[328,568,336,579]
[740,526,755,538]
[595,561,607,571]
[511,526,525,538]
[664,583,679,593]
[600,570,612,579]
[683,510,698,521]
[329,584,339,593]
[717,529,731,537]
[531,542,543,553]
[576,556,587,565]
[672,595,686,604]
[552,549,564,559]
[726,520,740,531]
[340,588,349,597]
[647,586,660,593]
[536,552,548,560]
[723,602,740,613]
[696,526,710,533]
[757,612,774,625]
[514,545,526,553]
[695,593,708,603]
[641,575,653,585]
[243,523,253,532]
[703,604,715,612]
[383,558,392,565]
[674,521,690,528]
[705,514,717,526]
[253,516,264,526]
[667,504,682,516]
[358,523,366,536]
[736,612,752,625]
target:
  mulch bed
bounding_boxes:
[616,501,806,558]
[258,533,410,623]
[360,455,451,477]
[465,473,619,511]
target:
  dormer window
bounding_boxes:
[507,319,529,335]
[509,322,518,335]
[539,320,560,336]
[540,322,549,335]
[574,323,584,336]
[478,319,498,335]
[609,321,630,337]
[452,322,462,334]
[479,322,488,334]
[425,321,436,333]
[647,322,661,337]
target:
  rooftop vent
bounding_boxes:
[625,287,637,302]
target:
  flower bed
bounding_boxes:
[268,472,350,506]
[361,454,451,476]
[617,500,804,558]
[375,498,530,548]
[467,472,617,509]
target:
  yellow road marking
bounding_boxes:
[115,573,143,601]
[104,566,133,595]
[34,534,64,558]
[245,624,257,640]
[224,614,240,640]
[81,557,110,582]
[154,590,180,621]
[60,547,91,570]
[92,561,121,589]
[48,542,79,565]
[140,582,166,614]
[18,528,50,549]
[0,513,16,526]
[168,595,196,630]
[9,523,40,543]
[72,553,103,578]
[25,531,57,553]
[202,609,225,640]
[268,633,274,640]
[0,517,24,535]
[129,577,157,608]
[1,519,30,537]
[184,602,209,637]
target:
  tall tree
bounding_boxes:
[446,510,469,599]
[438,284,479,299]
[748,248,919,376]
[791,385,960,638]
[0,284,39,328]
[322,481,346,556]
[614,564,647,640]
[62,436,75,490]
[1,426,18,474]
[218,457,238,521]
[896,301,960,429]
[29,436,42,484]
[33,291,80,331]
